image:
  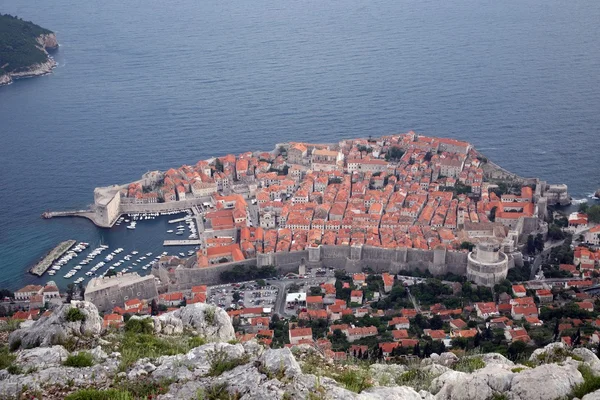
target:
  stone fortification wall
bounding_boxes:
[85,278,158,313]
[174,244,469,288]
[174,259,258,290]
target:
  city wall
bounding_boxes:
[167,243,475,289]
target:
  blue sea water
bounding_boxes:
[1,0,599,290]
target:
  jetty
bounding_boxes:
[163,240,201,246]
[30,240,76,276]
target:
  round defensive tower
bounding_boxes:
[466,242,508,287]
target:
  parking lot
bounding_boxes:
[207,282,279,310]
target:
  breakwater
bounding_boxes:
[29,240,76,276]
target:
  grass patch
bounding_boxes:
[511,367,526,373]
[452,356,485,373]
[6,364,22,375]
[124,318,154,334]
[64,352,94,368]
[534,346,578,365]
[491,394,508,400]
[196,383,240,400]
[0,345,16,370]
[336,368,372,393]
[205,306,216,325]
[572,364,600,399]
[66,308,86,322]
[0,318,22,333]
[396,369,435,392]
[115,378,172,398]
[65,389,132,400]
[117,332,208,372]
[207,349,249,376]
[189,336,208,348]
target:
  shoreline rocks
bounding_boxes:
[0,33,59,87]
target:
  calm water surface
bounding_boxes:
[1,0,599,289]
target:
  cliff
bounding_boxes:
[0,14,59,86]
[4,302,600,400]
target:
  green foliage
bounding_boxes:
[63,351,94,368]
[208,349,249,376]
[196,383,238,400]
[115,378,172,399]
[336,368,373,393]
[511,367,526,373]
[189,336,208,348]
[66,307,86,322]
[491,394,508,400]
[547,224,566,241]
[460,241,475,251]
[0,345,16,370]
[205,306,216,325]
[6,364,22,375]
[65,389,133,400]
[118,333,203,371]
[396,369,435,391]
[385,146,405,161]
[572,364,600,398]
[507,262,531,282]
[0,14,53,75]
[124,317,154,334]
[220,265,277,283]
[452,356,485,373]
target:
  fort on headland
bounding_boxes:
[60,131,571,309]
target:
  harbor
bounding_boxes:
[23,207,205,289]
[29,240,77,276]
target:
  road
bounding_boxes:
[529,240,566,280]
[267,276,333,316]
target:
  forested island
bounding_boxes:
[0,14,58,86]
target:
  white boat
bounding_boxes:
[132,251,139,255]
[179,252,185,257]
[146,252,152,256]
[167,230,174,233]
[175,231,183,235]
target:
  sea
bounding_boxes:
[1,0,599,291]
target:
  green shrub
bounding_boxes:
[511,367,526,373]
[453,356,485,373]
[491,394,508,400]
[0,345,16,370]
[572,364,600,398]
[6,364,22,375]
[336,368,372,393]
[64,352,94,368]
[65,388,132,400]
[115,378,172,398]
[66,308,86,322]
[124,317,154,334]
[189,336,208,348]
[208,349,249,376]
[118,333,194,371]
[196,383,238,400]
[396,369,435,392]
[205,307,216,325]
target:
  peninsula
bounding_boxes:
[48,131,571,289]
[0,14,58,86]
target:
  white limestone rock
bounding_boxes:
[15,345,69,369]
[9,301,103,350]
[154,303,235,341]
[508,363,584,400]
[259,348,302,378]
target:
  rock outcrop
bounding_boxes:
[3,313,600,400]
[9,301,103,350]
[151,303,235,341]
[0,32,58,87]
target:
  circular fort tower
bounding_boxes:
[466,242,508,287]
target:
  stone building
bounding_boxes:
[84,272,158,313]
[93,185,122,227]
[466,242,509,287]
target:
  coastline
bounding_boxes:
[0,33,59,87]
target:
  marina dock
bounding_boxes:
[30,240,76,276]
[168,216,191,224]
[163,240,201,246]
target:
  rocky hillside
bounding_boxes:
[0,14,58,86]
[3,302,600,399]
